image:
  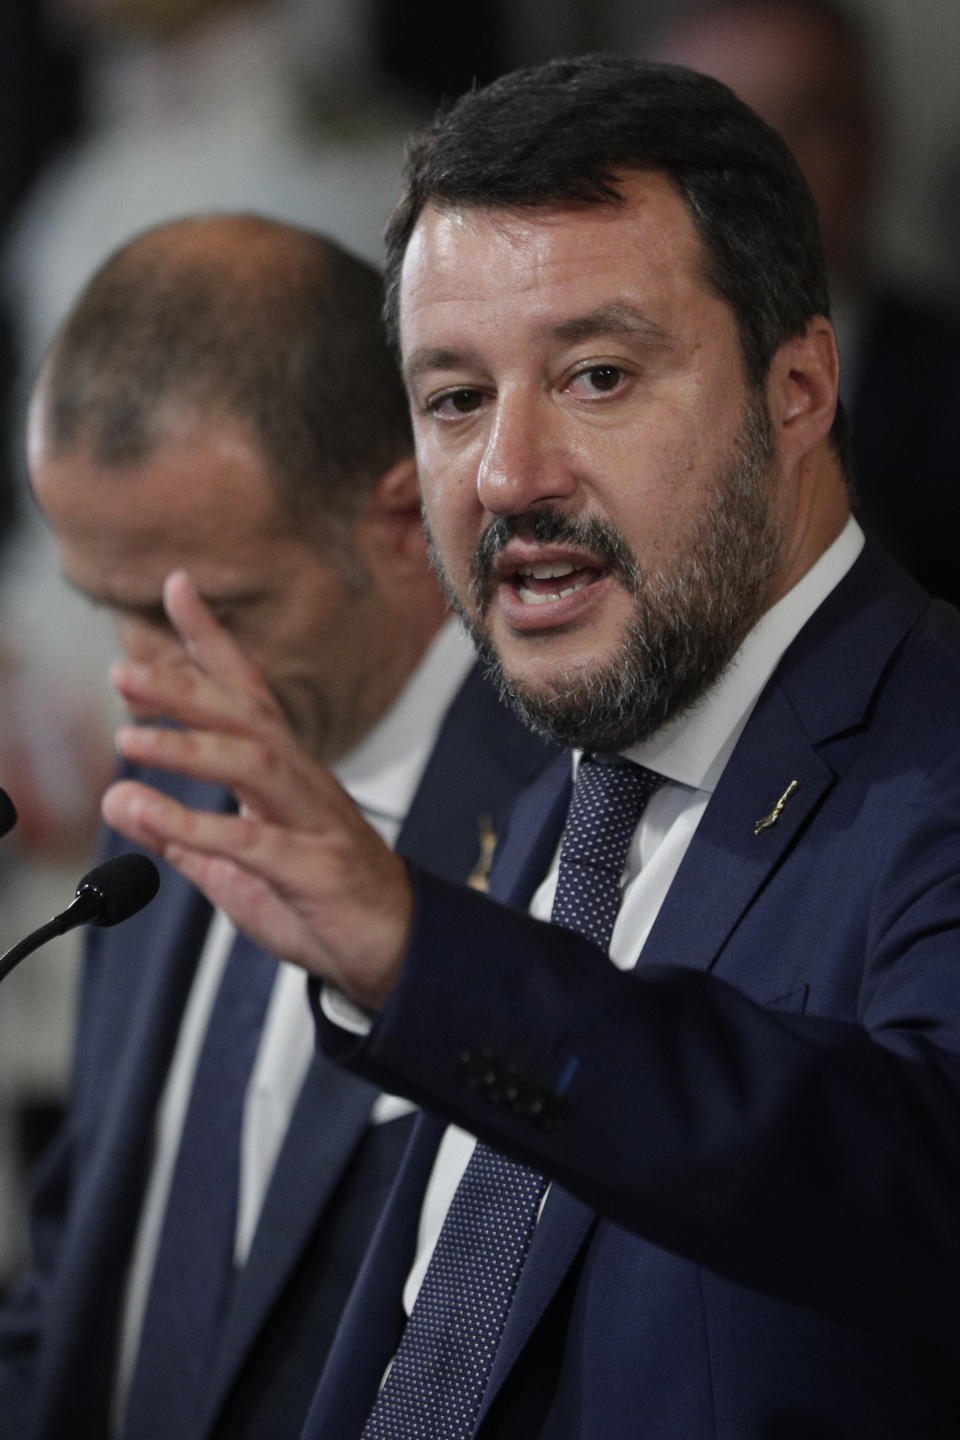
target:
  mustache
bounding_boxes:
[469,508,640,612]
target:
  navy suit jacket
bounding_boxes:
[307,545,960,1438]
[0,663,555,1440]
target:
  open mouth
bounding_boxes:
[482,544,614,632]
[514,560,606,605]
[469,510,635,623]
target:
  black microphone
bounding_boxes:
[0,787,17,839]
[0,852,160,985]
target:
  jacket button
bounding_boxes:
[458,1047,496,1089]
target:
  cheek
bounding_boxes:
[420,466,482,564]
[416,417,485,500]
[596,448,723,573]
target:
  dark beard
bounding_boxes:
[427,396,783,752]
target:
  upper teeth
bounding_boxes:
[520,562,576,579]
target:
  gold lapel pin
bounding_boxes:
[754,779,799,835]
[467,815,497,891]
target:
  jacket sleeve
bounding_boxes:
[320,849,960,1351]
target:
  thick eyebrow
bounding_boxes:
[62,572,169,625]
[62,571,261,622]
[403,301,673,387]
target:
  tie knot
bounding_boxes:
[567,754,664,840]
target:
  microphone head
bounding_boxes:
[75,852,161,927]
[0,788,17,839]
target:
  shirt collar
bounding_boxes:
[332,619,476,826]
[617,516,864,795]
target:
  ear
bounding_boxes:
[766,317,839,471]
[354,455,426,579]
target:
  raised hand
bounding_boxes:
[102,570,413,1010]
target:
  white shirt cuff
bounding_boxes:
[319,983,375,1036]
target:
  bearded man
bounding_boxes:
[104,58,960,1439]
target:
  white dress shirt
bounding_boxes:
[401,519,864,1313]
[111,619,475,1433]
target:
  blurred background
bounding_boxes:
[0,0,958,1285]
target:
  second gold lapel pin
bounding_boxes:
[467,815,497,891]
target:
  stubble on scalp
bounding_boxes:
[427,395,784,753]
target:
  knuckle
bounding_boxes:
[232,810,265,852]
[257,741,283,777]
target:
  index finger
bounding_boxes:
[109,570,281,735]
[162,569,270,695]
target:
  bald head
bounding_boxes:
[29,213,450,761]
[651,0,879,282]
[34,213,412,532]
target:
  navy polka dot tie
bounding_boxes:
[361,757,663,1439]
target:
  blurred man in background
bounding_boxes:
[0,0,418,1284]
[0,213,554,1440]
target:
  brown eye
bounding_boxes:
[434,388,484,415]
[568,364,628,398]
[586,365,623,392]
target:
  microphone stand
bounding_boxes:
[0,853,159,985]
[0,893,99,985]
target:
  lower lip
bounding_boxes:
[494,572,611,632]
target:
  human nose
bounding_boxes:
[475,394,577,516]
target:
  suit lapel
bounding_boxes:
[487,702,834,982]
[639,684,835,979]
[36,855,213,1437]
[398,663,558,885]
[642,542,928,982]
[199,1052,379,1423]
[488,754,572,908]
[299,1117,447,1440]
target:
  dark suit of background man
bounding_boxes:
[102,60,960,1439]
[0,214,554,1440]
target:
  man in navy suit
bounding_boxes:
[0,214,554,1439]
[103,60,960,1437]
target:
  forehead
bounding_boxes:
[398,170,726,359]
[33,411,296,593]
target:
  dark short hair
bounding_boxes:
[384,55,851,475]
[41,214,413,529]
